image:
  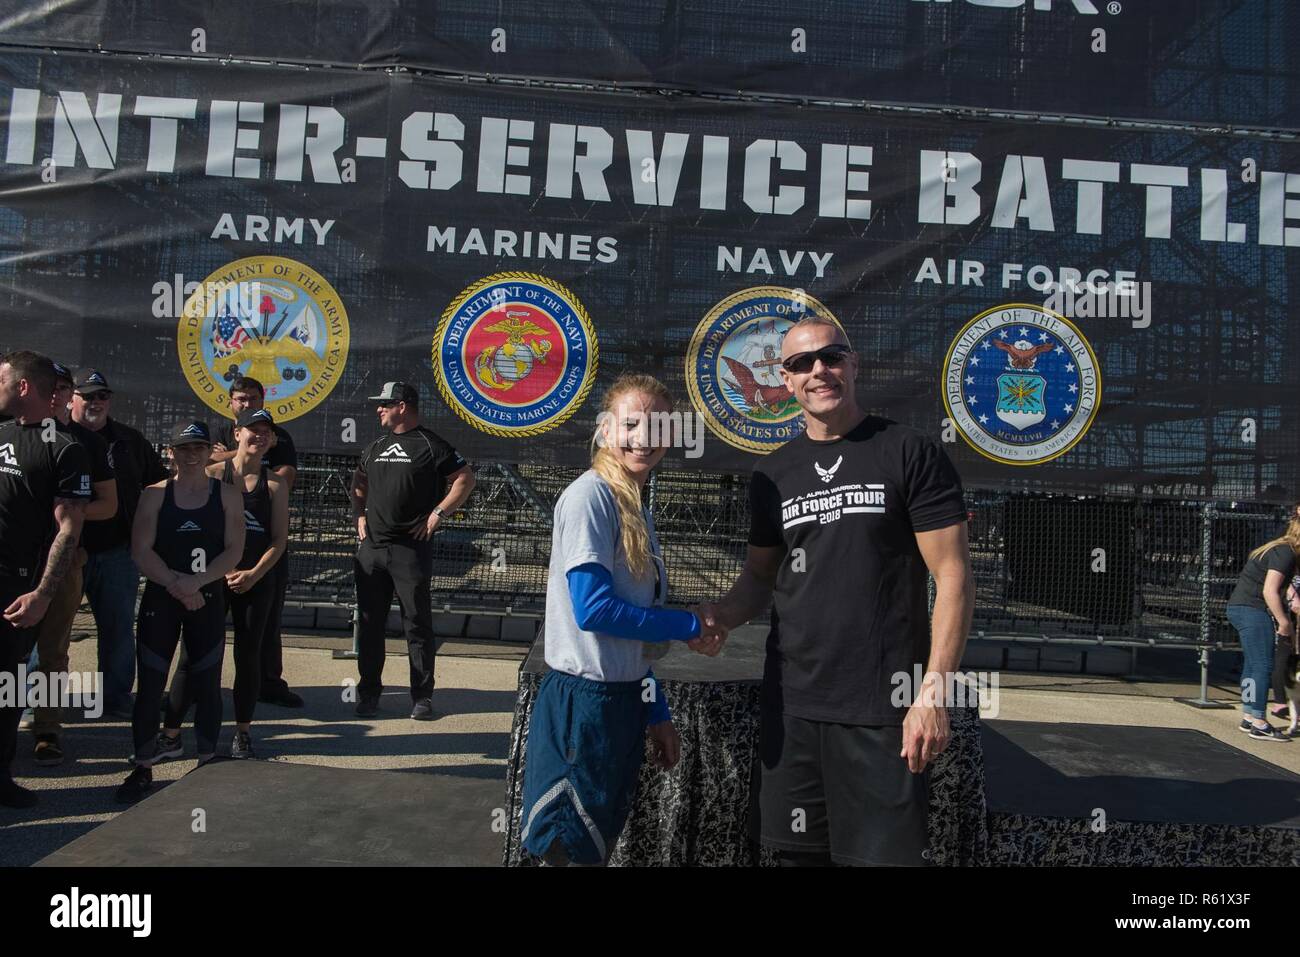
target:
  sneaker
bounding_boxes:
[0,778,38,808]
[17,709,33,731]
[1246,722,1290,743]
[259,687,304,708]
[114,766,152,804]
[32,734,64,767]
[1271,705,1290,719]
[230,731,255,759]
[355,695,379,718]
[136,733,182,767]
[410,698,435,721]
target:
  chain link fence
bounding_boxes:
[279,453,1291,651]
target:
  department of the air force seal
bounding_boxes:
[686,286,842,454]
[942,303,1100,466]
[176,256,350,423]
[433,272,598,437]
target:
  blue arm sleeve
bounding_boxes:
[645,669,671,725]
[566,563,700,643]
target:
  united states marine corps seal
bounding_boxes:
[942,303,1101,466]
[176,256,350,422]
[433,272,597,437]
[686,286,842,454]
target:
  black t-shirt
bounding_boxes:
[359,426,467,545]
[67,420,113,485]
[216,421,298,472]
[80,417,169,554]
[0,419,92,584]
[1229,542,1297,610]
[748,415,967,726]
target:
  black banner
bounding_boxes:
[0,50,1297,497]
[1,0,1297,129]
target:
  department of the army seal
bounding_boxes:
[176,256,350,422]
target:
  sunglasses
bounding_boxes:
[781,344,853,375]
[377,401,401,409]
[81,390,112,401]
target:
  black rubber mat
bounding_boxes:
[983,720,1300,828]
[36,759,505,866]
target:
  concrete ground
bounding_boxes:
[3,619,1297,867]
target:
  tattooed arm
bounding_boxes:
[3,498,87,628]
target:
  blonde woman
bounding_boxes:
[1228,513,1300,742]
[519,373,722,866]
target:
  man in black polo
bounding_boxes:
[211,375,302,708]
[350,382,475,720]
[71,368,168,719]
[0,351,90,808]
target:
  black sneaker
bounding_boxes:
[114,766,153,804]
[32,734,64,767]
[145,733,183,766]
[1246,722,1290,743]
[355,695,379,718]
[259,687,304,708]
[410,698,435,721]
[0,777,38,809]
[230,731,255,759]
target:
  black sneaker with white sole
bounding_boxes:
[411,698,435,721]
[114,766,153,804]
[1245,722,1290,742]
[145,733,184,766]
[230,731,255,759]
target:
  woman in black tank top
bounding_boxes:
[116,421,244,804]
[162,412,288,761]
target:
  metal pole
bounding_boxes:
[332,604,360,660]
[1177,503,1232,709]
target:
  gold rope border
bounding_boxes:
[684,285,842,455]
[431,271,600,438]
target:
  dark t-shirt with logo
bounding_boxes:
[748,415,967,726]
[0,420,93,584]
[80,417,169,554]
[359,426,467,545]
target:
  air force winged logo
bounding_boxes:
[943,304,1101,466]
[815,456,842,484]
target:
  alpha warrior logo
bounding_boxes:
[0,444,17,467]
[376,443,410,462]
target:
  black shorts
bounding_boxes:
[755,711,930,866]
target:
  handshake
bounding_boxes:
[686,601,728,657]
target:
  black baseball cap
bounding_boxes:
[368,381,418,404]
[73,368,111,394]
[169,420,211,447]
[52,361,74,386]
[235,408,274,429]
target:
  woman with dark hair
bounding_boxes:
[1228,509,1300,742]
[1269,502,1300,722]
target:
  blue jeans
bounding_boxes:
[83,544,140,711]
[1228,604,1276,720]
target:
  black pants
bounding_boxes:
[1274,633,1296,706]
[0,575,36,782]
[133,583,225,760]
[259,553,291,695]
[167,575,274,726]
[354,538,434,701]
